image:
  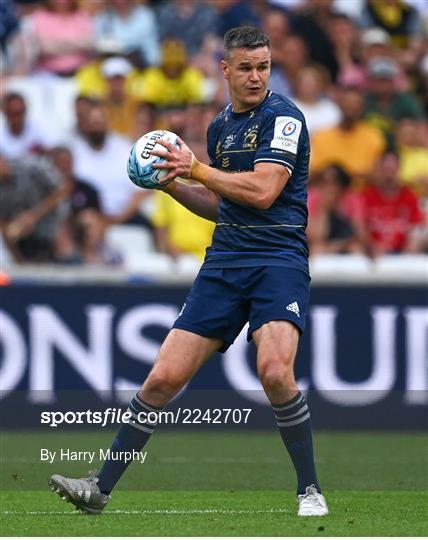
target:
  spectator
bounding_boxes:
[310,85,386,185]
[68,208,123,266]
[94,0,160,68]
[50,145,101,262]
[0,0,21,75]
[156,0,219,57]
[395,118,428,193]
[290,0,339,81]
[69,95,99,141]
[0,0,19,52]
[152,188,215,260]
[361,150,424,256]
[79,0,105,16]
[75,42,138,100]
[292,65,341,134]
[69,104,150,227]
[415,54,428,117]
[327,12,362,87]
[130,102,157,141]
[181,103,220,163]
[136,40,206,107]
[157,103,219,162]
[100,56,139,137]
[337,26,400,89]
[332,0,365,19]
[216,0,261,37]
[50,146,100,215]
[363,56,424,145]
[361,0,426,84]
[262,8,291,67]
[0,153,69,262]
[269,34,309,98]
[307,165,364,254]
[309,164,366,232]
[0,92,52,158]
[19,0,94,76]
[157,106,187,138]
[360,0,424,50]
[190,34,226,106]
[361,27,393,62]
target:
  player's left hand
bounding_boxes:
[151,137,195,183]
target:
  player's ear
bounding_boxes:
[220,60,229,79]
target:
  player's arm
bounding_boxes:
[153,140,289,210]
[162,180,220,222]
[191,159,289,209]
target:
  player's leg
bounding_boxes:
[253,320,328,516]
[49,267,247,513]
[248,266,328,515]
[96,329,222,494]
[254,320,320,492]
[49,329,221,513]
[138,328,223,406]
[254,321,321,493]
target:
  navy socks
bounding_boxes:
[272,391,321,495]
[98,394,161,495]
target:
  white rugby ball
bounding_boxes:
[127,130,179,189]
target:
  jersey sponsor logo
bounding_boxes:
[270,116,302,155]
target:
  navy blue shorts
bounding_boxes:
[172,266,310,352]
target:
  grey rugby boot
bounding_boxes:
[49,471,110,514]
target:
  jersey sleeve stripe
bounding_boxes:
[254,157,293,175]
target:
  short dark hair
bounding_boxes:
[224,26,270,59]
[3,92,25,107]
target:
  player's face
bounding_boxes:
[221,46,271,112]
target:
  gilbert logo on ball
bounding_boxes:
[127,130,179,189]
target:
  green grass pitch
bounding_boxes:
[0,430,427,536]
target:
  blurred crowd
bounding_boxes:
[0,0,427,267]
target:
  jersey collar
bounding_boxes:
[230,90,272,119]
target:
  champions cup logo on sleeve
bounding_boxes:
[283,122,297,136]
[270,116,302,155]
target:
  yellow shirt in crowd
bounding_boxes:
[399,146,428,191]
[310,122,386,182]
[133,67,205,106]
[75,60,137,98]
[76,62,205,108]
[152,190,215,260]
[103,97,139,135]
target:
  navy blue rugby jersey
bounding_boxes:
[203,90,310,273]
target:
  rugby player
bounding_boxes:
[49,26,328,518]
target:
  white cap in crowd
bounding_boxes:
[361,27,390,47]
[101,57,133,78]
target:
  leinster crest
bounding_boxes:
[243,125,259,149]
